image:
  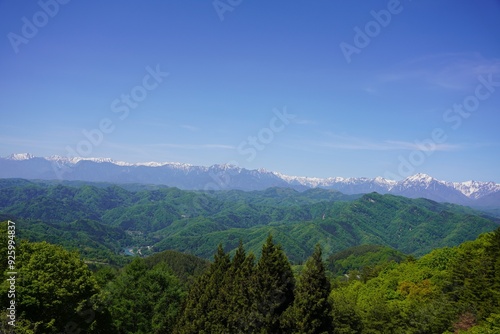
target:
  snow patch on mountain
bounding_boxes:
[45,155,196,169]
[452,180,500,199]
[2,153,499,203]
[8,153,34,160]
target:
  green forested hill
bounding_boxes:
[1,219,500,333]
[326,244,407,277]
[0,179,498,262]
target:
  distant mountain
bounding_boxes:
[1,153,499,207]
[1,180,498,262]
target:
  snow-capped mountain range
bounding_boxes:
[1,153,499,207]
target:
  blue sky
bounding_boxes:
[1,0,499,182]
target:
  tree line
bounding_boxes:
[175,236,332,333]
[2,180,498,264]
[1,220,500,333]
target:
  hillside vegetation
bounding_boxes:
[0,179,498,263]
[1,221,499,333]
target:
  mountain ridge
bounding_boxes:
[1,153,499,207]
[1,179,498,262]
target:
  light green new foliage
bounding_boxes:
[0,239,100,333]
[105,257,185,334]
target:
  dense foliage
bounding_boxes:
[2,219,500,333]
[0,179,498,263]
[0,221,206,333]
[329,229,500,333]
[0,224,106,333]
[175,236,330,333]
[327,244,407,278]
[104,258,185,333]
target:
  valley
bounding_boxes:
[1,170,499,333]
[1,178,498,264]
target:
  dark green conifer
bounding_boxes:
[287,244,333,333]
[175,243,230,333]
[224,240,257,333]
[254,234,295,333]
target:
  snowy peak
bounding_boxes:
[397,174,448,193]
[8,153,34,160]
[402,173,438,185]
[452,180,500,199]
[47,155,126,165]
[374,176,397,185]
[1,153,499,206]
[45,155,194,169]
[209,163,242,172]
[390,173,467,203]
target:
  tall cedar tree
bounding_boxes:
[255,234,295,333]
[222,240,258,333]
[286,244,333,333]
[175,244,230,333]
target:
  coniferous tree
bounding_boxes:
[204,244,231,332]
[174,270,210,334]
[224,240,257,333]
[175,243,230,333]
[287,244,333,334]
[254,234,295,333]
[486,228,500,313]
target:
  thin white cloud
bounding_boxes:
[0,136,63,151]
[384,140,460,152]
[106,141,235,151]
[137,121,199,132]
[138,120,173,129]
[307,133,463,152]
[87,141,236,163]
[98,141,233,160]
[292,118,318,126]
[363,87,377,95]
[151,143,234,150]
[376,52,500,91]
[180,124,199,132]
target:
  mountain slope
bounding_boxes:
[1,179,497,262]
[1,154,499,207]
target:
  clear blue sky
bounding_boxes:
[1,0,499,182]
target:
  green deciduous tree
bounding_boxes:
[447,231,500,322]
[330,281,363,334]
[1,241,102,333]
[105,258,185,334]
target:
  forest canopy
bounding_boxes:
[1,220,500,333]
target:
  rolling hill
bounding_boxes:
[1,154,499,208]
[0,179,498,263]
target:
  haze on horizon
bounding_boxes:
[1,0,499,182]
